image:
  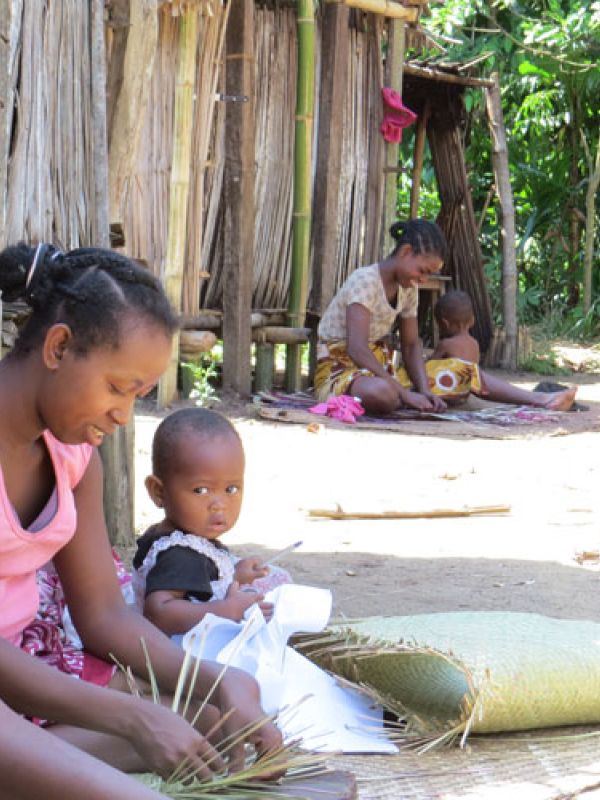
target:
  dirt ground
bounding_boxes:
[133,356,600,625]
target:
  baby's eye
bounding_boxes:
[193,487,209,496]
[225,485,241,495]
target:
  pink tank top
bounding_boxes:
[0,431,93,645]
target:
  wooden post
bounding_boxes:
[582,131,600,312]
[222,0,255,395]
[157,9,198,407]
[90,0,135,547]
[409,99,430,219]
[382,20,405,255]
[486,73,517,369]
[311,4,350,318]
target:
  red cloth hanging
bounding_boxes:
[380,87,417,143]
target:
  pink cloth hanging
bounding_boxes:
[309,395,365,424]
[380,87,417,143]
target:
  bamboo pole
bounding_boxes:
[486,72,517,369]
[286,0,315,391]
[158,8,198,407]
[326,0,418,20]
[382,20,405,256]
[409,98,430,219]
[308,504,511,520]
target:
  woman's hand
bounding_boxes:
[421,390,447,412]
[127,697,225,780]
[234,557,269,585]
[398,387,437,412]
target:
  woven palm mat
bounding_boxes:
[253,392,600,440]
[327,728,600,799]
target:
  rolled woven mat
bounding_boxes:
[295,612,600,748]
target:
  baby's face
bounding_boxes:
[160,432,245,539]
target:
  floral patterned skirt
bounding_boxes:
[314,340,482,404]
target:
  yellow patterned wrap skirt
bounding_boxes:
[314,340,482,404]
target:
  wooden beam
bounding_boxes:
[486,73,517,369]
[158,8,198,407]
[222,0,255,395]
[403,63,494,89]
[382,20,405,255]
[326,0,418,21]
[311,3,350,316]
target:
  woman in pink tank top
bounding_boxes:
[0,244,282,796]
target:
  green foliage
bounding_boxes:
[410,0,600,330]
[518,351,571,376]
[181,356,221,407]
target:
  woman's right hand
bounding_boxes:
[128,697,225,780]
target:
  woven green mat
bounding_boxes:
[296,612,600,746]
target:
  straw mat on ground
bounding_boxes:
[297,613,600,745]
[328,730,600,799]
[253,393,600,440]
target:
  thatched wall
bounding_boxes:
[117,5,388,316]
[0,0,103,249]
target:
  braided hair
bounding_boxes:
[0,243,178,356]
[389,219,448,262]
[152,408,241,479]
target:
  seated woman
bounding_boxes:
[314,220,577,413]
[0,243,281,784]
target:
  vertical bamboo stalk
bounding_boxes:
[486,72,517,369]
[409,99,430,219]
[382,19,405,256]
[286,0,315,391]
[158,9,198,407]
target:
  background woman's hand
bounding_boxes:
[398,387,438,412]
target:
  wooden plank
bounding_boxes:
[90,0,135,547]
[222,0,255,395]
[486,73,517,369]
[311,3,350,316]
[403,63,494,89]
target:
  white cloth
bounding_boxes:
[180,584,398,754]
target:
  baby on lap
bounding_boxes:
[133,409,290,636]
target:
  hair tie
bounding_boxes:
[25,243,64,303]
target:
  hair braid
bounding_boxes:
[389,219,448,262]
[0,243,178,357]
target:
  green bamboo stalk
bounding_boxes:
[286,0,315,391]
[158,8,199,407]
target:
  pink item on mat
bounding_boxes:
[309,395,365,424]
[380,87,417,143]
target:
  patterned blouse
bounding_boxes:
[317,264,418,343]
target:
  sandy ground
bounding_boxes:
[133,365,600,625]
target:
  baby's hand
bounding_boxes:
[224,581,264,621]
[234,557,269,585]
